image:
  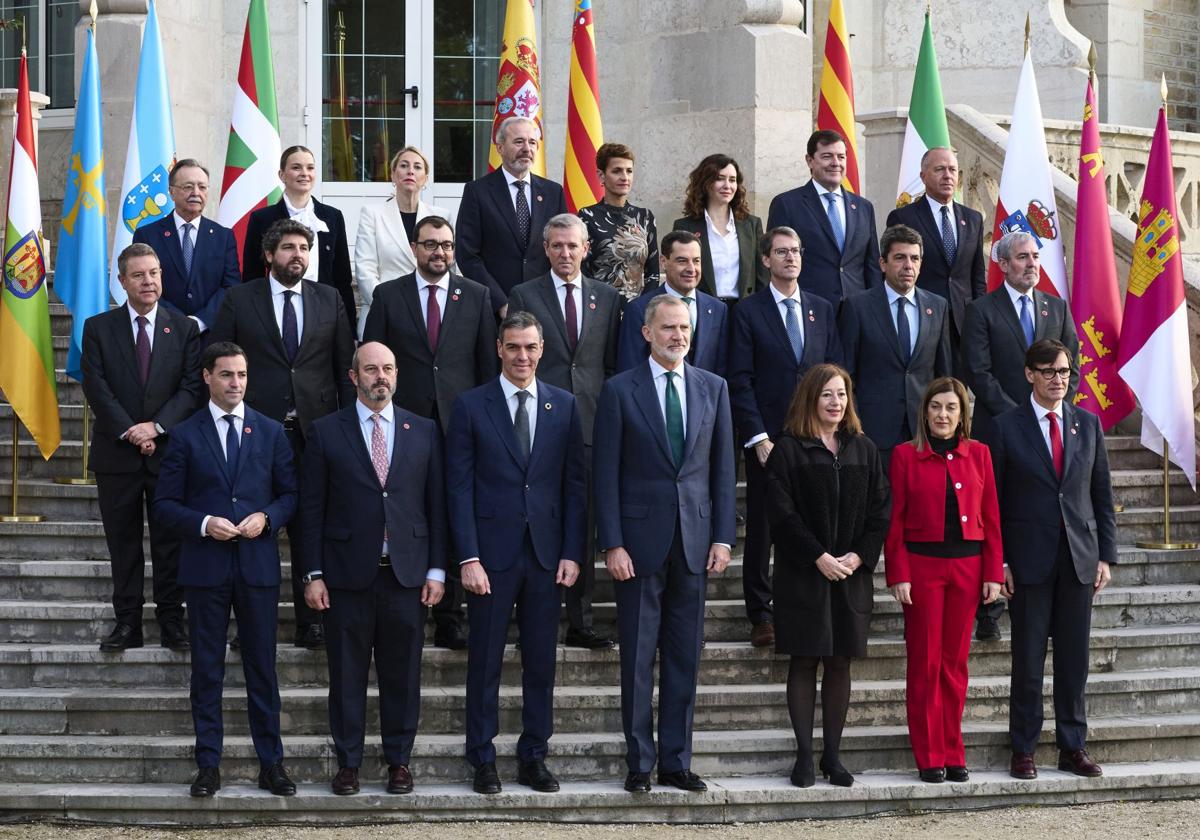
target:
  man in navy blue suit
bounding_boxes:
[153,341,298,798]
[132,159,240,334]
[728,226,842,648]
[766,130,881,310]
[617,230,729,377]
[456,116,568,317]
[990,339,1116,782]
[594,295,736,794]
[446,311,586,795]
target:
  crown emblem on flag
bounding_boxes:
[1128,200,1179,297]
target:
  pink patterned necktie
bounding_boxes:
[371,414,389,486]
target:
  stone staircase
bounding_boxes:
[0,304,1199,824]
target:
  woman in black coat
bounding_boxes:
[765,363,890,789]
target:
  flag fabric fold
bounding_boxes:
[1116,106,1197,490]
[488,0,546,177]
[0,50,60,459]
[563,0,603,213]
[817,0,861,193]
[896,11,949,207]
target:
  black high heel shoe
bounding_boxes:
[819,756,854,787]
[790,758,816,788]
[919,767,946,783]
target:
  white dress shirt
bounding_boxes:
[1029,394,1065,458]
[269,275,305,342]
[283,194,328,282]
[648,357,687,429]
[925,195,958,249]
[127,303,158,350]
[884,283,919,356]
[417,271,450,329]
[502,167,532,213]
[662,282,698,329]
[198,400,246,537]
[1004,280,1036,323]
[552,273,584,338]
[812,180,847,235]
[704,209,740,299]
[173,211,198,254]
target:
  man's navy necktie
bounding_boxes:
[224,414,240,479]
[282,290,299,362]
[896,296,912,366]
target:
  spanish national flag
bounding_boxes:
[817,0,861,193]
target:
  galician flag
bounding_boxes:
[1116,103,1196,490]
[217,0,282,259]
[1070,71,1134,430]
[110,0,175,305]
[563,0,603,213]
[0,50,60,459]
[488,0,546,177]
[895,9,949,207]
[56,26,109,384]
[987,50,1068,300]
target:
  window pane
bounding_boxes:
[46,0,75,108]
[433,120,475,185]
[362,0,403,57]
[433,0,501,183]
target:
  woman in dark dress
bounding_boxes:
[578,142,659,301]
[765,363,890,789]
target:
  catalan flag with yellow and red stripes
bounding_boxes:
[563,0,603,213]
[817,0,861,193]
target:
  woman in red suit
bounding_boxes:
[886,377,1003,783]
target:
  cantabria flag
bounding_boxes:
[217,0,282,259]
[896,10,950,207]
[0,50,60,460]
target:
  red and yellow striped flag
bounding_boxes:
[563,0,603,213]
[817,0,861,193]
[488,0,546,176]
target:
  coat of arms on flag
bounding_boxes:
[3,231,46,299]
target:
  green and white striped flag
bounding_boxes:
[895,10,950,207]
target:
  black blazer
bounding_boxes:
[208,278,356,439]
[838,285,952,450]
[990,400,1117,585]
[767,180,882,309]
[507,274,620,445]
[241,198,357,333]
[961,286,1080,443]
[671,214,768,299]
[886,199,986,337]
[362,272,498,434]
[80,305,203,474]
[728,286,843,442]
[132,215,240,330]
[455,169,567,312]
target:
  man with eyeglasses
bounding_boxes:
[363,214,498,649]
[989,338,1115,782]
[961,229,1079,641]
[728,226,842,648]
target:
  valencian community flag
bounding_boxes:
[817,0,860,193]
[217,0,282,257]
[1069,70,1134,430]
[56,26,109,384]
[895,9,949,207]
[110,0,175,305]
[1116,103,1197,489]
[563,0,603,213]
[0,50,59,460]
[488,0,546,177]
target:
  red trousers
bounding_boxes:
[901,551,983,770]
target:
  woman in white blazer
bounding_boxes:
[354,145,455,337]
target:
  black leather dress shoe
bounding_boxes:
[564,627,615,649]
[160,620,190,651]
[919,767,946,783]
[435,624,468,651]
[258,762,297,796]
[473,762,502,794]
[294,623,326,649]
[332,766,359,795]
[189,766,220,797]
[657,769,707,792]
[517,759,560,792]
[624,771,651,792]
[99,623,143,652]
[945,765,970,782]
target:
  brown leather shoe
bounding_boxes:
[387,764,414,794]
[750,621,775,648]
[332,766,360,795]
[1010,751,1037,780]
[1058,749,1103,777]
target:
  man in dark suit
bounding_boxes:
[132,159,239,334]
[363,215,497,649]
[507,213,620,649]
[838,224,952,468]
[728,226,842,648]
[594,295,736,793]
[209,218,356,649]
[617,230,729,377]
[886,147,986,361]
[153,341,298,798]
[447,312,586,795]
[990,339,1116,781]
[299,341,448,796]
[766,130,881,309]
[82,243,204,653]
[456,116,568,316]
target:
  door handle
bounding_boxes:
[403,86,419,108]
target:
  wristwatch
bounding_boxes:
[301,572,323,585]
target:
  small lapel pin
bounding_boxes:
[402,422,411,430]
[925,307,933,316]
[163,230,172,237]
[544,402,552,410]
[589,293,596,300]
[208,228,214,234]
[850,203,857,210]
[1041,309,1049,317]
[1070,427,1078,435]
[589,302,596,310]
[960,219,966,226]
[454,288,462,295]
[536,195,544,202]
[808,310,815,322]
[163,327,171,334]
[706,307,713,314]
[243,426,252,434]
[452,294,460,301]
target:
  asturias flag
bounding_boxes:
[1116,105,1197,489]
[56,27,109,384]
[817,0,861,193]
[488,0,546,177]
[0,51,60,460]
[563,0,603,213]
[896,10,949,207]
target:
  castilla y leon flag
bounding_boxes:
[488,0,546,177]
[817,0,860,194]
[895,9,949,207]
[987,50,1068,300]
[217,0,282,261]
[1070,72,1135,430]
[0,50,60,460]
[1116,104,1197,490]
[563,0,603,213]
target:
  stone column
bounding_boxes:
[0,88,51,226]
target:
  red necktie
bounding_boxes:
[1048,411,1064,479]
[564,283,578,352]
[425,284,441,353]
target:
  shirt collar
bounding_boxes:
[1030,393,1063,424]
[208,400,245,423]
[499,374,538,403]
[1004,280,1034,307]
[282,193,313,216]
[770,283,801,306]
[552,272,582,288]
[269,275,302,297]
[663,284,696,301]
[648,356,684,382]
[884,283,917,306]
[501,167,530,189]
[703,208,736,238]
[417,271,450,289]
[925,194,954,216]
[173,211,201,231]
[127,303,158,326]
[812,180,843,201]
[356,400,394,424]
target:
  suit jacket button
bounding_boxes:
[383,491,389,498]
[433,365,439,371]
[524,485,530,490]
[954,482,963,490]
[960,515,968,522]
[232,497,238,503]
[946,453,954,460]
[186,292,193,298]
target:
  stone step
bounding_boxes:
[1105,435,1178,471]
[0,402,87,444]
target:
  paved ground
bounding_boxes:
[3,799,1200,840]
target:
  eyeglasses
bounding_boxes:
[1032,366,1072,380]
[417,240,455,252]
[772,247,803,258]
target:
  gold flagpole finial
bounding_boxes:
[1161,73,1169,105]
[925,0,931,16]
[89,0,98,27]
[1087,41,1097,77]
[1024,13,1031,56]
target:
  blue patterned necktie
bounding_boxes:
[783,298,804,364]
[824,193,845,251]
[1019,295,1035,347]
[181,222,194,275]
[940,206,957,264]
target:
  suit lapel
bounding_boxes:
[801,183,840,251]
[632,364,676,467]
[913,288,940,359]
[536,276,571,350]
[992,288,1028,348]
[869,287,905,365]
[526,386,560,473]
[760,290,798,365]
[680,365,708,465]
[386,411,411,488]
[734,218,757,295]
[230,409,258,484]
[381,200,416,267]
[695,292,717,360]
[1016,401,1058,480]
[400,277,435,361]
[1032,291,1052,341]
[339,408,377,482]
[437,278,469,342]
[198,413,233,488]
[528,176,550,252]
[950,203,970,271]
[1060,403,1081,480]
[251,281,290,362]
[109,308,139,385]
[145,309,178,387]
[914,200,950,269]
[842,192,858,259]
[486,171,524,247]
[485,381,528,467]
[158,219,187,279]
